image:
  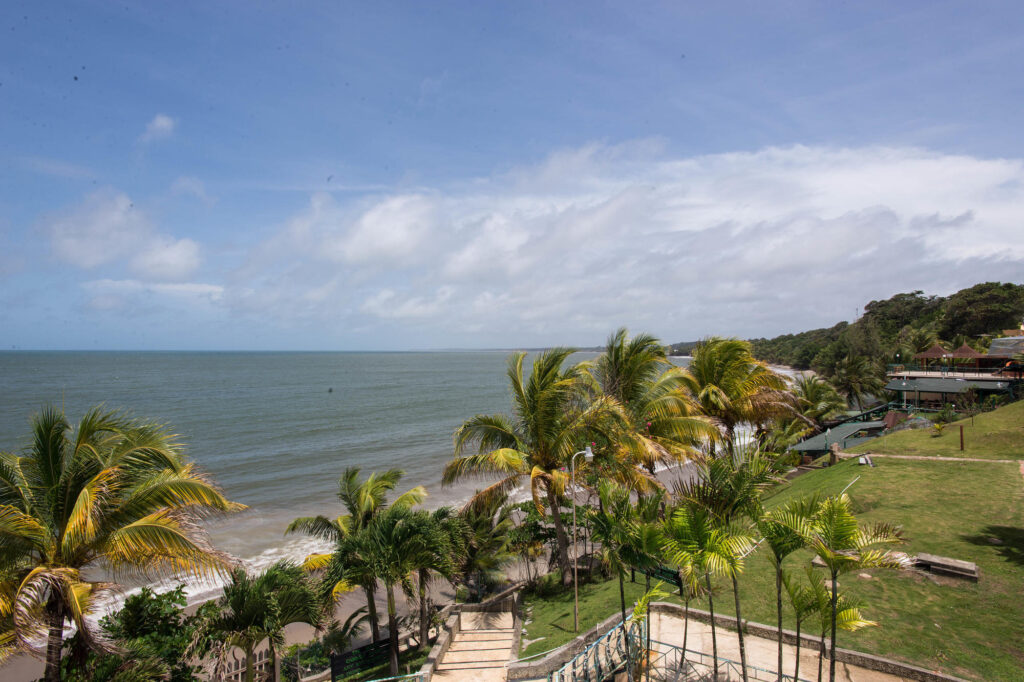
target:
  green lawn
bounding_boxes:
[849,399,1024,460]
[522,458,1024,679]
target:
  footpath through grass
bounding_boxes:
[522,456,1024,680]
[849,399,1024,460]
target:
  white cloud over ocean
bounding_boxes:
[21,143,1024,348]
[212,143,1024,347]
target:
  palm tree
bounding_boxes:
[322,606,370,656]
[791,374,846,430]
[585,328,716,479]
[409,507,465,647]
[782,568,818,682]
[681,337,791,450]
[757,494,820,678]
[357,506,440,675]
[196,562,324,682]
[0,406,241,680]
[588,480,639,682]
[662,503,750,681]
[443,348,628,585]
[676,446,783,682]
[830,355,886,412]
[801,494,908,682]
[458,493,513,602]
[286,467,426,642]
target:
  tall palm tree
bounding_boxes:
[676,446,782,682]
[585,328,716,478]
[662,503,750,681]
[681,337,791,450]
[357,506,440,676]
[800,494,908,682]
[458,492,513,602]
[195,562,324,682]
[588,480,639,682]
[830,355,886,412]
[0,406,242,681]
[286,467,425,642]
[757,494,820,678]
[409,507,465,647]
[443,348,628,585]
[791,374,847,430]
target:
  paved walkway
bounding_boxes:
[842,452,1019,464]
[650,611,912,682]
[434,611,515,682]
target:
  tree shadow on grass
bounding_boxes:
[962,525,1024,566]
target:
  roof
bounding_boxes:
[987,337,1024,358]
[885,377,1011,393]
[792,420,886,452]
[914,343,949,359]
[950,343,986,359]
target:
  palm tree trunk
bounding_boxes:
[829,571,838,682]
[793,619,802,682]
[818,628,826,682]
[245,644,255,682]
[546,484,573,586]
[271,643,281,682]
[43,597,64,682]
[706,573,718,681]
[645,573,651,682]
[618,571,634,682]
[419,568,430,649]
[731,573,749,682]
[776,566,784,679]
[682,597,689,660]
[364,584,381,642]
[386,584,399,675]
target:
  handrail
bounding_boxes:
[361,674,425,682]
[546,617,645,682]
[647,637,812,682]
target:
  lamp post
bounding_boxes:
[571,445,593,633]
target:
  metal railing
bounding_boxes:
[646,638,811,682]
[886,363,1011,378]
[548,618,646,682]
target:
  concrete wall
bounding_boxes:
[506,611,625,680]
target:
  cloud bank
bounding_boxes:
[28,143,1024,348]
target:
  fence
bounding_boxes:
[546,618,645,682]
[646,638,810,682]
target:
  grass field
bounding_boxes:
[849,399,1024,460]
[521,456,1024,679]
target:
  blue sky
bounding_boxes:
[2,1,1024,350]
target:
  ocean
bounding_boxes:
[0,350,608,605]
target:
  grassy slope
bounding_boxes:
[522,457,1024,679]
[849,399,1024,460]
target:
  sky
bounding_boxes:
[2,1,1024,350]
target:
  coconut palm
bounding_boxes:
[585,328,717,479]
[757,494,820,677]
[800,494,908,682]
[0,406,241,680]
[791,374,846,430]
[286,467,426,642]
[830,355,886,412]
[662,503,751,681]
[195,562,324,682]
[681,337,791,450]
[443,348,628,585]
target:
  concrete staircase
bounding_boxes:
[433,611,515,682]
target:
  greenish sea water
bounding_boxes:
[0,350,606,602]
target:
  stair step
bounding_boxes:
[436,661,508,670]
[448,639,514,652]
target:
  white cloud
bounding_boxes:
[82,278,223,311]
[130,238,201,281]
[139,114,176,143]
[44,190,202,281]
[220,143,1024,346]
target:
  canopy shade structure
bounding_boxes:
[884,377,1009,394]
[791,421,886,453]
[914,343,950,360]
[950,343,987,359]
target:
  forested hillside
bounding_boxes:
[746,282,1024,373]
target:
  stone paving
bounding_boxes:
[433,611,516,682]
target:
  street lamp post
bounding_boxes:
[571,445,593,633]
